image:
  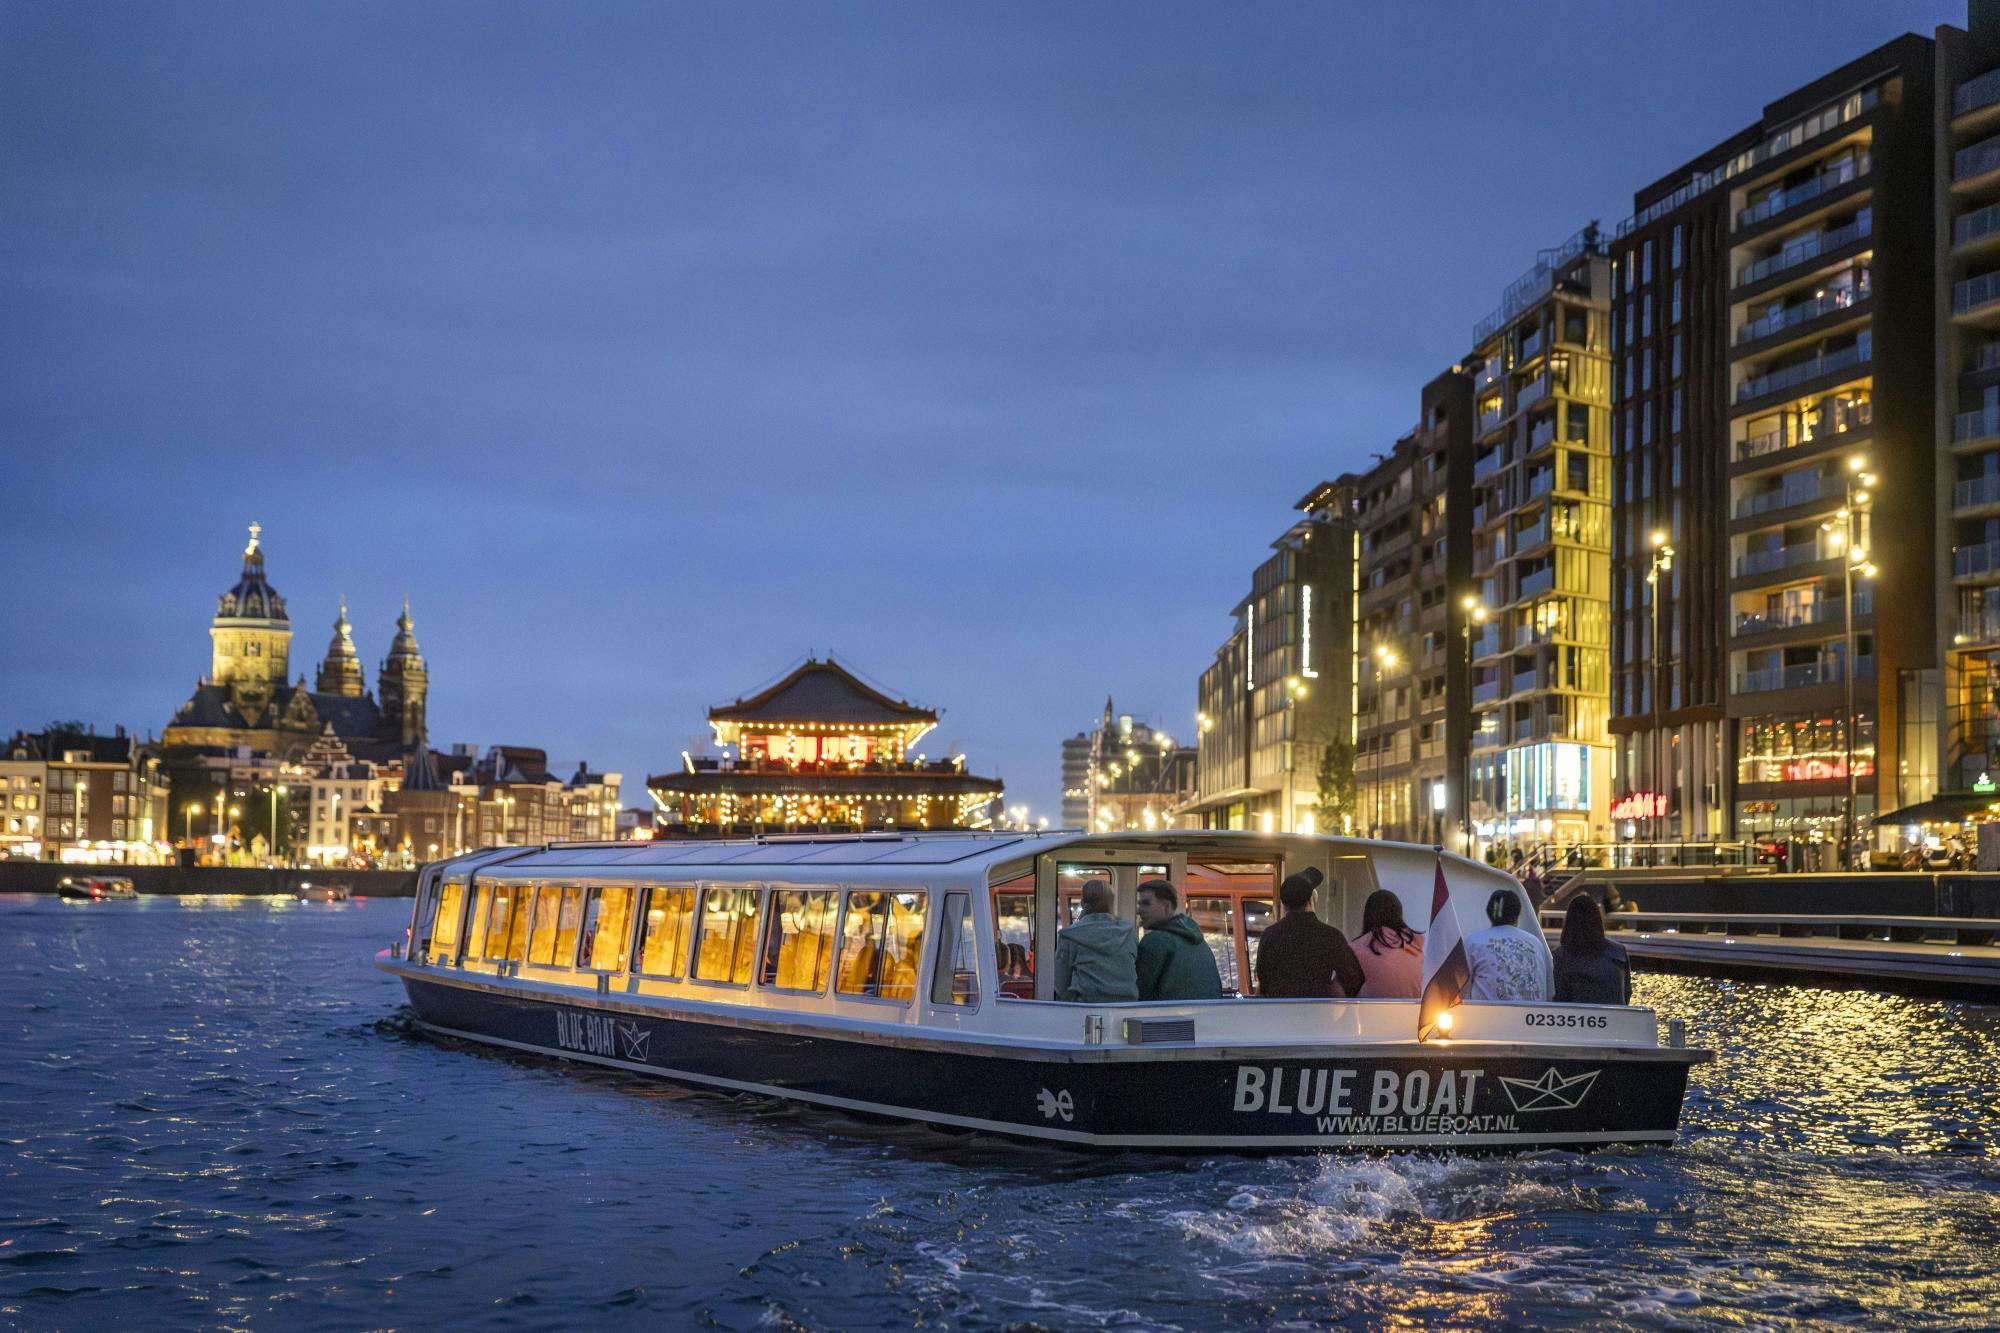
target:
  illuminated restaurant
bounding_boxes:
[646,658,1004,835]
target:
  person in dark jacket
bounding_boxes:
[1551,895,1631,1004]
[1254,867,1364,998]
[1134,878,1223,1001]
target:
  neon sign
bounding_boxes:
[1610,791,1671,821]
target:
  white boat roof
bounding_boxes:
[451,829,1477,876]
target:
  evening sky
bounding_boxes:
[0,1,1965,820]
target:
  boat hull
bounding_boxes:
[394,969,1703,1152]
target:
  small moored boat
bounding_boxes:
[57,875,137,901]
[377,831,1711,1152]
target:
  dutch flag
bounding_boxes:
[1418,854,1471,1041]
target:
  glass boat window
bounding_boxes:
[428,880,465,962]
[992,889,1035,998]
[482,884,531,961]
[930,892,978,1007]
[579,886,634,972]
[761,890,835,992]
[635,886,696,978]
[528,885,583,967]
[1185,896,1242,994]
[837,890,926,1001]
[693,886,761,984]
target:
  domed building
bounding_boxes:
[163,524,430,763]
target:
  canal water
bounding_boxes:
[2,895,1997,1331]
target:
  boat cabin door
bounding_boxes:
[1029,848,1182,1000]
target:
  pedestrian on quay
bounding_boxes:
[1254,867,1363,998]
[1551,895,1631,1005]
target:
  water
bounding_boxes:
[2,895,1997,1331]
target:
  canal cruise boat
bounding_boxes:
[378,830,1711,1152]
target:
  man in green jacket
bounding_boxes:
[1134,878,1224,1001]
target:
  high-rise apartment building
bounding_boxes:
[1189,487,1356,833]
[1610,30,1967,852]
[1464,228,1616,848]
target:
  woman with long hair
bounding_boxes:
[1352,889,1425,998]
[1552,894,1630,1004]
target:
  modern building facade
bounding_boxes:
[1072,700,1195,833]
[1,727,170,862]
[1464,227,1616,849]
[1611,30,1962,853]
[1188,486,1356,834]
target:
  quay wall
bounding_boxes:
[0,861,418,898]
[1572,871,2000,918]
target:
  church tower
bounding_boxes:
[315,596,366,697]
[208,522,291,721]
[377,598,428,748]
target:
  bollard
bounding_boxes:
[1667,1017,1686,1049]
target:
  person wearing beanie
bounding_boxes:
[1253,866,1364,998]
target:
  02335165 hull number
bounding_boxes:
[1524,1011,1608,1028]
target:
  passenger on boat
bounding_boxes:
[1551,895,1631,1004]
[1253,868,1363,999]
[1134,878,1223,1001]
[1463,889,1552,1001]
[1052,879,1137,1002]
[838,892,881,993]
[1352,888,1424,998]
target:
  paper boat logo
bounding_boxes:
[616,1020,652,1062]
[1036,1088,1074,1122]
[1499,1066,1599,1113]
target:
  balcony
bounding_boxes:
[1735,335,1870,404]
[1735,214,1871,288]
[1736,472,1836,518]
[1736,657,1871,693]
[1735,542,1827,577]
[1735,278,1868,345]
[1472,450,1505,482]
[1956,404,2000,444]
[1519,566,1555,599]
[1525,470,1554,500]
[1478,405,1505,435]
[1955,538,2000,577]
[1515,375,1549,412]
[1734,396,1872,463]
[1733,592,1871,636]
[1955,271,2000,319]
[1956,68,2000,119]
[1528,417,1556,452]
[1972,343,2000,375]
[1513,516,1552,551]
[1957,134,2000,185]
[1473,679,1502,705]
[1956,475,2000,510]
[1959,202,2000,256]
[1957,597,2000,645]
[1737,154,1869,232]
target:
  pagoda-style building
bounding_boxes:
[648,658,1003,836]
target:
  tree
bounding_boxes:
[1314,730,1358,835]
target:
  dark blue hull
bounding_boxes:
[395,969,1702,1151]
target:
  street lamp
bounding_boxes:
[1459,593,1490,849]
[1645,531,1676,851]
[269,783,287,866]
[1373,644,1399,837]
[184,801,202,848]
[1822,456,1878,866]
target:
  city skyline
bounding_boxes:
[2,1,1963,821]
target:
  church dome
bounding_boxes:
[216,522,288,624]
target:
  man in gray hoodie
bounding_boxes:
[1053,879,1138,1002]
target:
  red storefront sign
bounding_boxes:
[1611,791,1672,821]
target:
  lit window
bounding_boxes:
[636,887,695,977]
[693,886,761,984]
[761,890,836,991]
[837,890,927,1001]
[930,892,980,1007]
[579,885,634,971]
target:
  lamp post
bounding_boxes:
[1645,531,1676,853]
[1459,594,1490,851]
[184,801,201,849]
[1822,456,1878,867]
[268,783,287,866]
[1373,644,1398,837]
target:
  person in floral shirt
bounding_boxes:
[1463,888,1552,1001]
